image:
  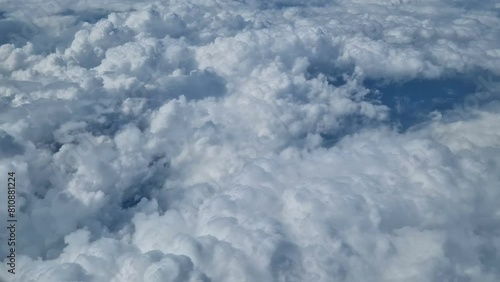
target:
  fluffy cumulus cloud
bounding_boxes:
[0,0,500,281]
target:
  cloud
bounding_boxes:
[0,0,499,281]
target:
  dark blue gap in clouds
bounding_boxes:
[363,74,481,132]
[296,66,498,147]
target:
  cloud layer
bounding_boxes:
[0,0,500,281]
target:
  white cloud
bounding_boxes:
[0,0,499,281]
